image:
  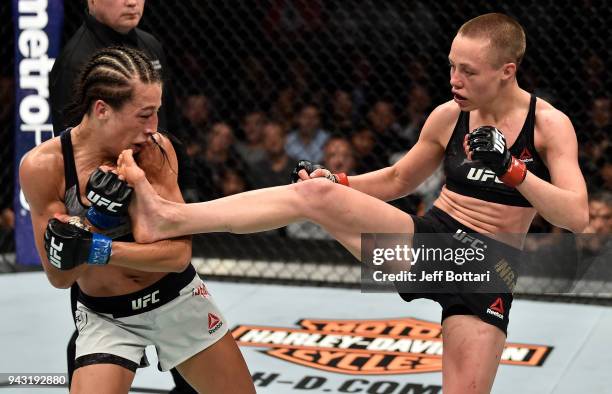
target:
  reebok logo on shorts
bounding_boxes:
[487,297,505,319]
[192,283,210,298]
[208,313,223,334]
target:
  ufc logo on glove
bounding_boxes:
[87,191,123,213]
[48,237,64,269]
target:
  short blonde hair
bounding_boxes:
[458,13,526,68]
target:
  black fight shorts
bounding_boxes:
[400,206,521,335]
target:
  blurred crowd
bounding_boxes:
[0,1,610,240]
[1,51,611,239]
[171,70,610,238]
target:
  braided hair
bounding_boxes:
[66,46,161,125]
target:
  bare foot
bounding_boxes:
[117,149,171,243]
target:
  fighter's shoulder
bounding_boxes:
[21,137,63,173]
[419,100,461,142]
[20,138,64,195]
[535,97,575,140]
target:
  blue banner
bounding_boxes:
[13,0,63,265]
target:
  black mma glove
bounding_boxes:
[44,218,112,270]
[465,126,527,187]
[290,160,349,186]
[86,168,133,229]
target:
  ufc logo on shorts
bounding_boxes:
[48,237,63,268]
[467,168,503,183]
[453,229,486,250]
[132,290,160,310]
[87,191,122,212]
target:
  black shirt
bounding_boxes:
[49,12,179,136]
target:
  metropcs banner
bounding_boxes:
[13,0,63,265]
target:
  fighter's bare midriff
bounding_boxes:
[434,186,536,247]
[78,266,166,296]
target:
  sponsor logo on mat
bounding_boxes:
[232,317,552,374]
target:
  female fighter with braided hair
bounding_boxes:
[113,14,588,393]
[20,46,255,393]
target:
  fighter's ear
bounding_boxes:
[501,62,517,81]
[92,100,111,120]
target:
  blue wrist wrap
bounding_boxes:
[86,207,124,230]
[88,233,112,265]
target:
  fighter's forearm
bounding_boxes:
[517,172,588,233]
[43,262,88,289]
[346,167,405,201]
[109,237,192,272]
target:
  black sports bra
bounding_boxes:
[60,129,133,240]
[443,95,550,207]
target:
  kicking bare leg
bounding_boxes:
[117,149,415,258]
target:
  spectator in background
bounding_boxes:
[599,147,612,192]
[246,121,294,237]
[285,104,330,162]
[367,99,405,164]
[584,96,611,152]
[237,56,274,111]
[329,89,357,134]
[248,122,294,189]
[48,1,195,392]
[270,85,297,131]
[351,125,379,173]
[287,57,314,100]
[580,96,611,185]
[180,92,213,158]
[287,136,355,239]
[399,83,432,148]
[583,52,606,97]
[182,92,212,131]
[235,111,267,166]
[572,192,612,296]
[322,135,356,177]
[403,56,431,86]
[219,167,249,197]
[584,192,612,235]
[194,122,245,200]
[573,192,612,278]
[203,123,238,168]
[350,55,373,114]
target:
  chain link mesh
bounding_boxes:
[3,2,611,296]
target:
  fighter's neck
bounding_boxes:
[71,124,117,167]
[475,84,527,123]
